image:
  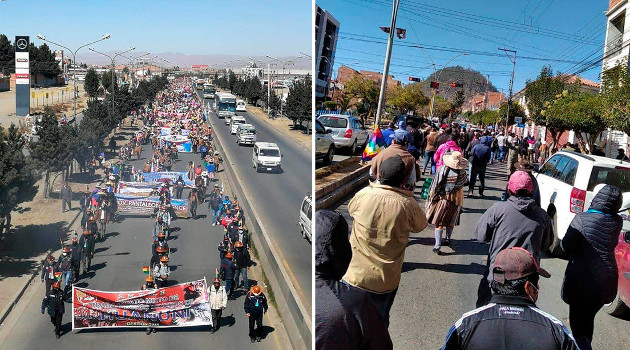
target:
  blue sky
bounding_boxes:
[317,0,607,93]
[0,0,311,57]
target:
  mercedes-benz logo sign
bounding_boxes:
[17,39,27,50]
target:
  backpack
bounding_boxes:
[491,137,498,149]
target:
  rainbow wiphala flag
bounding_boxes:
[362,127,388,161]
[142,265,150,274]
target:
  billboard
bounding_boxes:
[15,36,30,116]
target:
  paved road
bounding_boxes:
[0,130,285,349]
[333,161,630,350]
[199,91,312,313]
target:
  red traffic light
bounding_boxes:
[408,77,422,82]
[430,81,439,89]
[450,82,464,88]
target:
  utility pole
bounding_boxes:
[498,48,516,134]
[374,0,401,128]
[484,74,490,111]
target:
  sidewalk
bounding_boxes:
[0,117,141,325]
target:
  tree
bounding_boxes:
[386,83,429,114]
[601,63,630,136]
[285,75,312,129]
[101,69,118,94]
[344,75,379,124]
[247,77,263,105]
[419,95,451,121]
[323,100,337,111]
[84,68,100,99]
[546,91,604,153]
[497,101,526,127]
[29,108,75,196]
[228,70,236,93]
[29,43,60,79]
[470,109,500,126]
[452,90,465,113]
[0,124,38,217]
[525,66,565,148]
[0,34,14,76]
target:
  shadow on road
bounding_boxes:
[402,261,486,275]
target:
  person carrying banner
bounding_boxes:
[141,275,158,335]
[208,277,228,334]
[153,255,170,288]
[42,281,65,339]
[244,285,268,343]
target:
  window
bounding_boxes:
[316,121,326,134]
[560,158,579,185]
[553,156,572,180]
[319,116,347,128]
[540,155,562,177]
[587,166,630,192]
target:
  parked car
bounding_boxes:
[299,195,312,243]
[315,119,335,165]
[604,229,630,316]
[252,142,282,173]
[236,99,247,112]
[534,151,630,255]
[317,114,369,154]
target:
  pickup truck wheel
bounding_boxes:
[604,287,629,316]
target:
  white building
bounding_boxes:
[315,5,339,103]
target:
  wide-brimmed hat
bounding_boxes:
[443,151,468,170]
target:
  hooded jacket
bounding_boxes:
[315,210,393,350]
[561,185,623,305]
[470,137,492,167]
[475,196,553,283]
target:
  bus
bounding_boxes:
[214,92,237,119]
[203,83,216,99]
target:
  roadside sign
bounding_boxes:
[517,123,525,128]
[515,117,522,123]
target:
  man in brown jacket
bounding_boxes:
[370,131,418,190]
[343,155,428,326]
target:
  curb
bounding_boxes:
[199,92,310,350]
[0,207,82,326]
[315,165,370,210]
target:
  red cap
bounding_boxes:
[508,170,534,195]
[493,247,551,284]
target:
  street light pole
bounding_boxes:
[37,33,110,119]
[89,47,135,113]
[374,0,401,128]
[498,48,517,134]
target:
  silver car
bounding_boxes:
[317,114,369,153]
[315,119,335,165]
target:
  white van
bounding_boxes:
[230,115,246,134]
[237,124,256,146]
[299,195,312,242]
[252,142,281,173]
[236,99,247,112]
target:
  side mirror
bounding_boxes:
[532,164,540,172]
[326,129,332,134]
[624,231,630,244]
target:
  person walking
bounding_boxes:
[41,253,58,297]
[496,132,507,162]
[474,170,553,307]
[441,247,579,350]
[342,155,428,326]
[244,285,268,343]
[233,241,251,291]
[434,133,462,173]
[61,182,72,213]
[42,281,65,339]
[370,131,417,189]
[423,126,438,175]
[315,210,392,350]
[561,184,623,350]
[467,136,492,197]
[426,151,468,255]
[507,132,520,174]
[209,184,222,226]
[208,277,228,334]
[222,251,237,299]
[381,122,396,147]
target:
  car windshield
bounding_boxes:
[233,119,244,124]
[259,148,279,157]
[587,166,630,192]
[241,127,255,134]
[319,116,347,128]
[218,101,236,111]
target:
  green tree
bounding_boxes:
[470,109,500,126]
[525,66,565,148]
[386,83,429,114]
[285,75,312,129]
[84,68,100,99]
[247,76,263,105]
[601,63,630,136]
[344,75,379,124]
[0,34,14,76]
[420,95,451,121]
[546,91,604,153]
[323,100,337,111]
[101,69,118,94]
[228,70,236,93]
[452,90,465,113]
[0,124,38,218]
[497,101,526,126]
[29,108,76,196]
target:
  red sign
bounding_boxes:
[15,73,29,79]
[72,279,212,329]
[16,58,28,63]
[191,65,208,70]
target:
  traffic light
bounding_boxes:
[450,82,463,88]
[430,81,439,89]
[408,77,422,82]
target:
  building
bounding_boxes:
[315,5,339,104]
[54,50,64,72]
[240,61,264,79]
[333,65,401,91]
[603,0,629,72]
[462,91,506,114]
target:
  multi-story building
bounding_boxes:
[603,0,629,72]
[315,5,339,104]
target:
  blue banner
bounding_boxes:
[142,172,195,186]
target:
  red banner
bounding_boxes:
[72,279,212,329]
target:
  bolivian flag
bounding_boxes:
[362,127,388,161]
[142,265,150,274]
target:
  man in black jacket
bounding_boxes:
[244,285,268,343]
[442,247,579,350]
[208,185,222,226]
[233,241,251,291]
[43,281,65,339]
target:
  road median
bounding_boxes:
[315,157,370,210]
